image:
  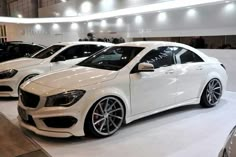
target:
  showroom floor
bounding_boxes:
[0,91,236,157]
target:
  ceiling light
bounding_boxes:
[35,24,42,30]
[65,9,77,17]
[116,18,124,27]
[135,15,143,24]
[225,2,235,11]
[101,20,107,27]
[88,22,93,28]
[0,0,225,24]
[52,23,59,30]
[81,1,92,13]
[158,12,167,22]
[71,23,78,30]
[17,14,22,18]
[187,8,197,17]
[61,0,67,2]
[54,12,60,17]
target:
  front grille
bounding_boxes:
[20,89,40,108]
[0,86,13,91]
[43,116,78,128]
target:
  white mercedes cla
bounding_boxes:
[0,42,113,97]
[18,42,227,138]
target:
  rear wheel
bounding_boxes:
[200,78,222,108]
[85,97,125,138]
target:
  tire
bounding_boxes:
[84,96,125,138]
[18,74,38,95]
[200,78,222,108]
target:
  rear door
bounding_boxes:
[174,47,206,103]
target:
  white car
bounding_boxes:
[18,41,228,138]
[0,42,113,97]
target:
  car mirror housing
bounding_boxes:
[138,63,154,72]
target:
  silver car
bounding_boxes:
[219,126,236,157]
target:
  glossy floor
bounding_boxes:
[1,91,236,157]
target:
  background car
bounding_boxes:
[0,41,113,97]
[0,41,45,62]
[219,126,236,157]
[18,41,227,138]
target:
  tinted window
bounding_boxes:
[87,45,105,56]
[78,46,144,71]
[33,45,65,59]
[57,45,89,60]
[140,47,174,69]
[32,45,44,53]
[174,48,203,64]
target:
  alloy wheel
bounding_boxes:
[92,97,124,136]
[206,79,222,106]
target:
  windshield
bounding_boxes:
[78,46,144,71]
[32,45,65,59]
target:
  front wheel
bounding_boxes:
[85,97,125,138]
[200,78,222,108]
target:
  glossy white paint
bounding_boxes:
[18,41,228,137]
[0,42,113,97]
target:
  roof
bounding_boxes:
[116,41,191,48]
[54,41,114,47]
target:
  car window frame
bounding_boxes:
[130,46,176,74]
[53,45,88,61]
[140,46,175,69]
[173,47,204,64]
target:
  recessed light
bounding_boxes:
[17,14,22,18]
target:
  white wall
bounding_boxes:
[201,49,236,92]
[5,2,236,46]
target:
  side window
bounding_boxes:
[86,45,105,57]
[58,45,87,60]
[32,45,43,53]
[174,48,203,64]
[19,45,31,57]
[140,47,174,69]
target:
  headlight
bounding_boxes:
[45,90,85,107]
[0,69,18,79]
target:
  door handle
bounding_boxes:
[165,70,174,74]
[196,66,203,70]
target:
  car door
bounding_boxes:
[50,45,89,71]
[173,47,206,104]
[130,46,177,115]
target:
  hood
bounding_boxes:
[0,57,43,70]
[31,66,118,89]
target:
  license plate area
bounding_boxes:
[18,107,29,121]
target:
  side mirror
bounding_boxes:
[52,55,65,62]
[138,63,154,72]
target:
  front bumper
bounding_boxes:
[0,78,18,97]
[18,116,73,138]
[17,85,89,137]
[17,104,86,137]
